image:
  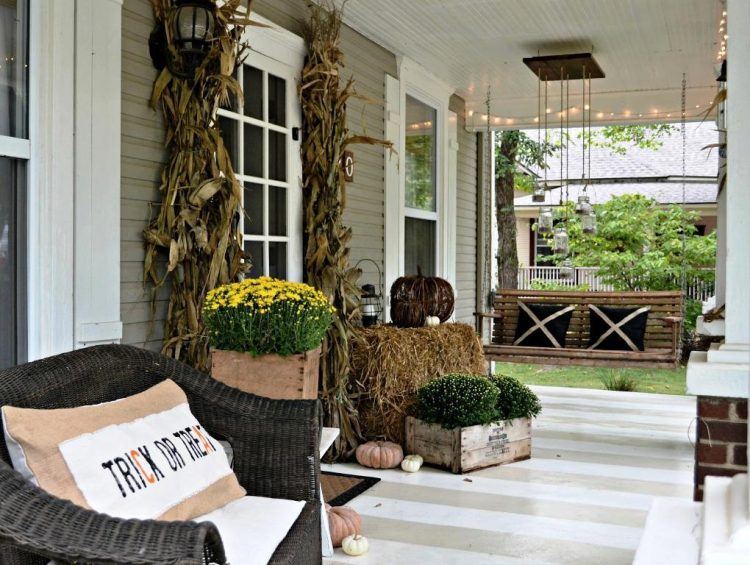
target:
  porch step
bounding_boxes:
[633,497,702,565]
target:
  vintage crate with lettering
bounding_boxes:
[405,416,531,474]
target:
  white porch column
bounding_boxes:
[724,1,750,350]
[686,1,750,562]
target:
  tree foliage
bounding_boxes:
[580,124,676,155]
[540,194,716,291]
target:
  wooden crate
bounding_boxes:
[211,347,320,400]
[405,416,531,474]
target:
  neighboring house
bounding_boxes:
[513,122,719,266]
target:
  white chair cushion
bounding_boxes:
[195,495,306,564]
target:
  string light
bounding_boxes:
[464,102,712,126]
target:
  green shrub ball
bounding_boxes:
[490,374,542,421]
[416,373,542,429]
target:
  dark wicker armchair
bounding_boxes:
[0,345,322,565]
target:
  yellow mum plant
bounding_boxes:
[203,277,334,356]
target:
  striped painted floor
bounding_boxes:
[322,385,696,565]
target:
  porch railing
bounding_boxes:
[517,266,715,302]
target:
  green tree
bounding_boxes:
[494,131,554,288]
[581,124,675,155]
[543,194,716,291]
[495,125,676,291]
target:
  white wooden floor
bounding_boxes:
[322,385,696,565]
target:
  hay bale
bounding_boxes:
[351,323,486,445]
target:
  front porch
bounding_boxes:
[324,386,696,564]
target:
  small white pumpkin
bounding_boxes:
[342,534,369,556]
[425,315,440,327]
[400,454,423,473]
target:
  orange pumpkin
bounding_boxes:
[355,441,404,469]
[326,504,362,547]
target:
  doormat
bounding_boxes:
[321,471,381,506]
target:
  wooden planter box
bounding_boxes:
[405,416,531,474]
[211,347,320,400]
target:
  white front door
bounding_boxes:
[217,49,303,281]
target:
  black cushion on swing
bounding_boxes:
[514,302,574,349]
[588,305,650,351]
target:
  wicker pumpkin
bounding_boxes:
[390,267,455,328]
[326,504,362,547]
[355,440,404,469]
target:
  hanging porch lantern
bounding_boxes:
[553,226,569,255]
[532,181,546,203]
[559,258,575,280]
[582,210,597,234]
[149,0,217,79]
[538,207,554,234]
[575,193,592,215]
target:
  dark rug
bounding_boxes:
[321,471,381,506]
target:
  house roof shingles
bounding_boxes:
[517,121,719,207]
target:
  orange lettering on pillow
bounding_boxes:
[131,450,156,484]
[193,426,215,454]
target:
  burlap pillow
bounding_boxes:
[1,379,245,521]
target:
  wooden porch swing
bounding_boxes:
[475,289,683,369]
[475,61,689,371]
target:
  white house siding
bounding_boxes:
[450,95,478,324]
[516,217,532,267]
[119,0,478,348]
[121,0,169,350]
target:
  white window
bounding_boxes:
[404,95,438,276]
[0,0,29,368]
[216,35,303,281]
[384,59,457,304]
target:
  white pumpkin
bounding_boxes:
[400,454,423,473]
[425,315,440,327]
[342,534,369,556]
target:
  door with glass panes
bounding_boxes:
[218,50,302,281]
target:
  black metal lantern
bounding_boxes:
[149,0,216,79]
[356,258,384,327]
[361,284,383,328]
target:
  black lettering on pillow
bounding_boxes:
[162,437,186,468]
[138,445,165,482]
[114,456,141,493]
[185,427,208,457]
[126,452,148,488]
[101,460,127,498]
[154,440,179,471]
[173,431,195,460]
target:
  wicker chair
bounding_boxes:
[0,344,322,565]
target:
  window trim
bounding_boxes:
[384,58,457,316]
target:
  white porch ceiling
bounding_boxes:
[337,0,723,129]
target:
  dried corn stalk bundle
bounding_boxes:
[300,1,392,459]
[144,0,254,371]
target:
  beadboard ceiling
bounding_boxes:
[335,0,723,129]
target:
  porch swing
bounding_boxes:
[476,58,686,370]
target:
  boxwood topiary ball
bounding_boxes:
[416,374,499,429]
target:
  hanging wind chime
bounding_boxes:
[532,68,546,203]
[523,53,604,281]
[536,70,554,233]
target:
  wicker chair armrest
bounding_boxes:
[154,354,322,501]
[0,463,225,565]
[183,382,322,502]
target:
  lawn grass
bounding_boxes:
[494,362,687,395]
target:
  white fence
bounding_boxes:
[517,266,715,302]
